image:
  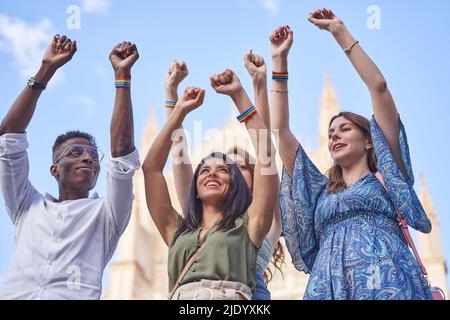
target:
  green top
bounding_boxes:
[168,212,258,292]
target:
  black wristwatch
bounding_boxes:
[27,77,47,90]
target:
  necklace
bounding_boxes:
[346,172,371,187]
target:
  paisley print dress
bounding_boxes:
[279,117,432,300]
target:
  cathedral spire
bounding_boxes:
[141,106,158,158]
[417,173,448,296]
[318,71,340,150]
[313,72,341,173]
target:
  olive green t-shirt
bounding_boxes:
[168,212,257,292]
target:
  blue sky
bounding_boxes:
[1,0,449,292]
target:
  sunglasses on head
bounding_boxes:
[54,144,104,164]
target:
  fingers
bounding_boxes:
[244,50,252,65]
[52,34,60,49]
[179,61,188,75]
[172,60,188,74]
[183,87,205,103]
[270,25,290,44]
[69,40,77,55]
[210,74,222,88]
[57,35,67,49]
[210,69,234,88]
[194,88,206,105]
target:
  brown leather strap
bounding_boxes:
[168,242,206,300]
[375,172,429,277]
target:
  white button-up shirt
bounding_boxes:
[0,133,140,300]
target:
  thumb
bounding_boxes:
[195,89,206,105]
[244,50,253,66]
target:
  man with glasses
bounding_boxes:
[0,35,140,299]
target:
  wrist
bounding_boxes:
[230,89,251,112]
[34,63,57,84]
[171,104,188,122]
[114,69,131,79]
[252,73,267,85]
[330,20,346,36]
[272,57,288,73]
[165,87,178,99]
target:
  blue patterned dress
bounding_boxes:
[279,117,432,300]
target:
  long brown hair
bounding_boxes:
[326,112,377,193]
[227,146,285,284]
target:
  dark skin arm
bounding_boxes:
[109,42,139,157]
[0,35,77,135]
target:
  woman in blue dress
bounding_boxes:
[270,9,432,299]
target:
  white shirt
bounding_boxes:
[0,133,140,300]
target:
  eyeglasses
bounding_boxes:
[54,144,104,164]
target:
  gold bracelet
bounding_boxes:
[271,89,289,93]
[344,40,359,54]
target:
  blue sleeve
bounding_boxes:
[279,146,328,273]
[371,116,431,233]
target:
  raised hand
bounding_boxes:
[308,8,343,33]
[176,87,205,114]
[270,25,293,59]
[109,41,139,77]
[42,34,77,70]
[166,60,189,89]
[244,50,267,82]
[210,69,243,97]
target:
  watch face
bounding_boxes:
[27,77,45,90]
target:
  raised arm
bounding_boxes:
[109,42,139,158]
[269,26,300,177]
[142,87,205,246]
[309,9,406,177]
[0,35,77,135]
[210,69,278,248]
[165,61,193,214]
[244,50,282,248]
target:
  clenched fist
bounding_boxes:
[210,69,244,97]
[42,34,77,70]
[109,41,139,78]
[166,60,189,89]
[244,50,267,83]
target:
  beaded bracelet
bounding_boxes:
[237,105,257,123]
[272,72,288,80]
[165,100,177,109]
[115,78,131,88]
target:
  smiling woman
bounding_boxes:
[142,67,278,300]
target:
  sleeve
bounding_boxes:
[0,133,40,225]
[371,115,431,233]
[104,148,141,241]
[279,145,328,273]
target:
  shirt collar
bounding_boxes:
[44,192,100,203]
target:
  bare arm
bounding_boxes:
[165,61,193,214]
[309,9,406,177]
[0,35,77,135]
[269,26,300,177]
[211,70,278,248]
[142,87,205,246]
[109,42,139,158]
[244,51,282,245]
